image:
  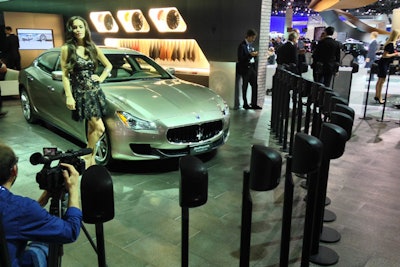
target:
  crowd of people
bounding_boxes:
[266,27,400,105]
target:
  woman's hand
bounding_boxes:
[66,96,76,110]
[91,74,102,83]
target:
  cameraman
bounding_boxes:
[0,143,82,267]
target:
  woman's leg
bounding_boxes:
[86,117,105,167]
[375,77,386,101]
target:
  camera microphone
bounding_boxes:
[30,148,92,165]
[30,152,51,165]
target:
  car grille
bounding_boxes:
[167,120,223,143]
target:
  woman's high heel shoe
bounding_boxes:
[374,97,385,104]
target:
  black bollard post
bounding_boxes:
[299,80,320,134]
[309,123,348,266]
[328,96,348,118]
[298,79,313,134]
[240,145,282,267]
[288,74,302,155]
[311,85,331,137]
[377,64,395,122]
[288,133,323,267]
[279,156,294,267]
[321,111,354,226]
[334,104,355,122]
[179,155,208,267]
[281,71,295,150]
[322,90,339,122]
[360,63,377,120]
[81,165,115,267]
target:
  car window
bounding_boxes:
[37,51,59,74]
[100,53,172,81]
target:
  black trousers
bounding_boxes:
[313,70,334,88]
[241,65,258,106]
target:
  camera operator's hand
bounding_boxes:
[60,163,81,210]
[37,190,50,207]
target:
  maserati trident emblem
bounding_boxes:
[195,114,200,120]
[196,127,204,141]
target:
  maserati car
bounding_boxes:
[19,47,230,166]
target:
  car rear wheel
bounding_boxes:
[95,129,113,166]
[20,89,37,123]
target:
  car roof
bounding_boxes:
[46,46,144,55]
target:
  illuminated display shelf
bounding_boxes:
[104,38,210,75]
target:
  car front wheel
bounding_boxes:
[95,129,113,166]
[20,89,37,123]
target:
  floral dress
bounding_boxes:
[70,55,107,121]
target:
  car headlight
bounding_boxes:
[221,102,230,117]
[116,111,157,131]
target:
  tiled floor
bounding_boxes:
[1,67,400,266]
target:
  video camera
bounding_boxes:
[30,147,92,192]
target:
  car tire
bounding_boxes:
[95,129,113,166]
[20,89,38,123]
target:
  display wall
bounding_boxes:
[2,12,64,68]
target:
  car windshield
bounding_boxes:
[99,54,172,81]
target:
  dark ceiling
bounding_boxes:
[0,0,155,18]
[1,0,399,17]
[272,0,400,16]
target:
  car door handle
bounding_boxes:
[47,86,55,92]
[27,76,34,82]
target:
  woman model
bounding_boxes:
[61,16,113,167]
[375,29,400,104]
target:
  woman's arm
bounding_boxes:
[96,46,112,83]
[382,43,399,58]
[60,45,76,110]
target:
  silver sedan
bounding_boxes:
[19,47,230,166]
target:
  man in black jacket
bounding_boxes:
[312,27,341,87]
[237,29,262,110]
[276,31,299,73]
[4,26,21,70]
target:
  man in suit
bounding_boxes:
[276,31,299,73]
[312,26,341,87]
[237,29,262,110]
[4,26,21,70]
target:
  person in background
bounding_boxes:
[0,59,8,118]
[375,29,400,104]
[293,28,307,74]
[311,27,341,87]
[4,26,21,70]
[276,31,299,72]
[0,143,82,267]
[267,46,276,65]
[237,29,262,110]
[61,16,113,167]
[365,31,379,81]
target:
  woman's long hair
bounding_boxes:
[384,29,400,46]
[64,16,98,72]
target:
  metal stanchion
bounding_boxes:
[360,63,377,120]
[179,155,208,267]
[377,64,395,123]
[286,133,323,267]
[240,145,282,267]
[309,123,348,266]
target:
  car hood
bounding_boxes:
[102,78,226,125]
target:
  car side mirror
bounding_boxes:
[51,70,63,81]
[166,67,175,75]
